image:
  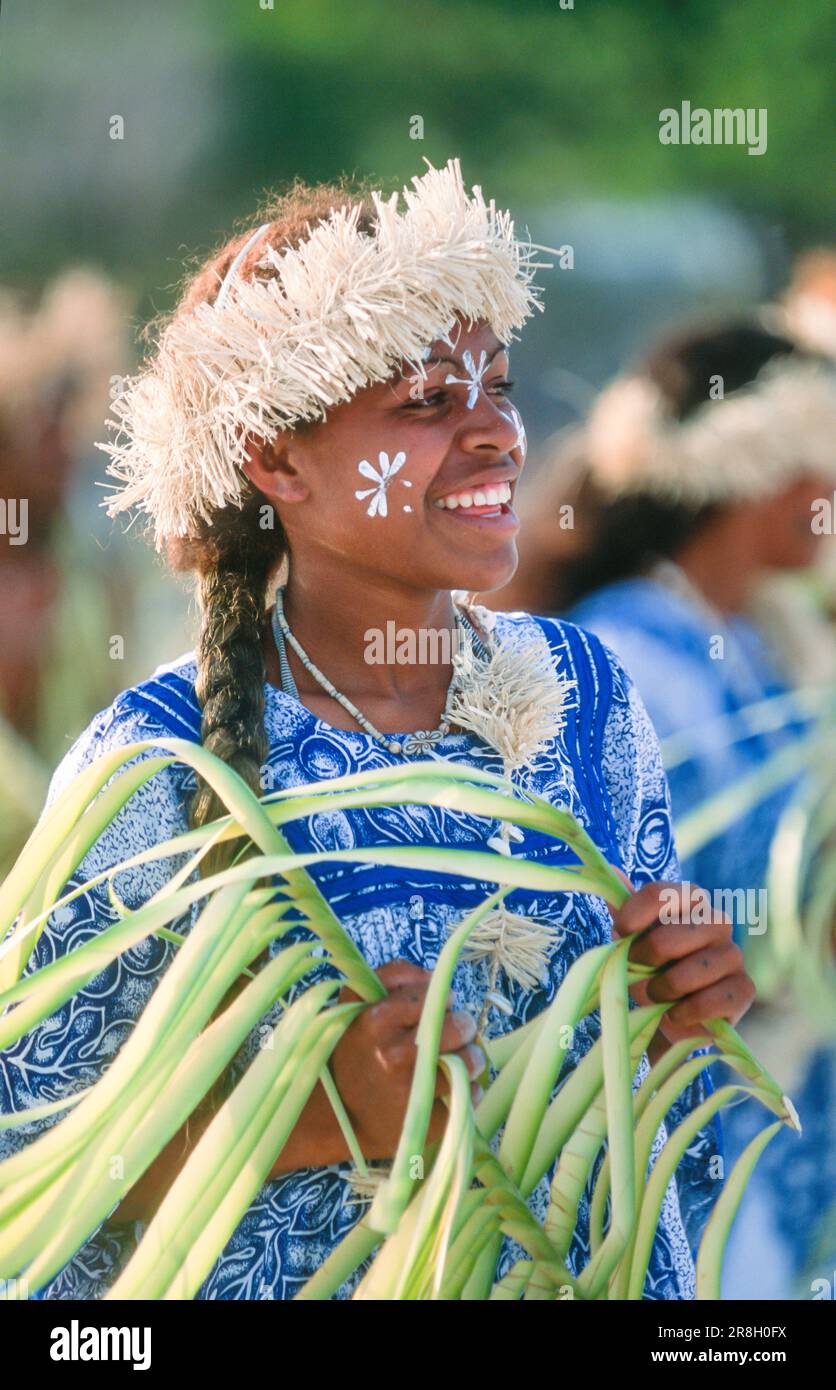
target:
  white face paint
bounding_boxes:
[500,401,528,463]
[354,450,409,518]
[445,349,489,409]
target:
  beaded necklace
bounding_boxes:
[270,584,489,757]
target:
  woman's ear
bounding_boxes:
[241,433,310,504]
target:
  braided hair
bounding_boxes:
[162,181,377,875]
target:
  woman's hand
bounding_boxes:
[611,880,755,1050]
[331,959,486,1158]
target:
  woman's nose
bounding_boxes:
[458,394,524,458]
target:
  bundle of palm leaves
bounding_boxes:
[0,741,798,1299]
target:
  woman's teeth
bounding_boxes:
[433,482,512,510]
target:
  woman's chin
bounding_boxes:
[444,549,519,597]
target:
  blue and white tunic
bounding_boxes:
[0,611,721,1300]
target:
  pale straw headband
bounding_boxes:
[97,158,551,548]
[584,356,836,506]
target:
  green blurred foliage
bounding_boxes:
[0,0,832,310]
[225,0,833,227]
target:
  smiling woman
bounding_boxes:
[0,160,759,1301]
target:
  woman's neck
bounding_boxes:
[673,513,760,616]
[262,564,462,731]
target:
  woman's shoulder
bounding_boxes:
[568,576,715,656]
[487,604,632,701]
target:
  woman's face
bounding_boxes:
[752,471,833,569]
[245,317,527,595]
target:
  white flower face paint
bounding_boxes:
[445,349,489,410]
[354,450,408,518]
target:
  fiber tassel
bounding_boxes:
[447,606,575,1027]
[463,904,560,993]
[447,608,575,777]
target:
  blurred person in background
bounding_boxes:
[500,323,836,910]
[749,250,836,690]
[493,320,836,1299]
[0,270,136,872]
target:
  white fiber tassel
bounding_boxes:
[447,608,575,778]
[464,903,560,994]
[447,605,575,1027]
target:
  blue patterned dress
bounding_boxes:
[0,610,721,1300]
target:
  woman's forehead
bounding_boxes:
[345,324,510,408]
[406,324,509,381]
[425,320,508,361]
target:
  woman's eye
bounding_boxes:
[404,389,447,409]
[401,379,514,409]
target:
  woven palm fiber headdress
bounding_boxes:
[97,158,549,549]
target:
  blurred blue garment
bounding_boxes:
[568,568,807,922]
[568,566,834,1299]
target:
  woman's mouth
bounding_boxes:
[431,480,517,526]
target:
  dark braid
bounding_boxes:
[158,181,379,876]
[168,482,283,878]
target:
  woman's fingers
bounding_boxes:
[613,882,732,944]
[340,959,455,1013]
[386,1028,485,1095]
[611,880,671,937]
[611,881,756,1037]
[623,916,733,967]
[645,941,745,1004]
[438,1009,478,1054]
[662,972,756,1039]
[375,959,434,991]
[362,976,456,1040]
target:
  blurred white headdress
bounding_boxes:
[0,269,127,447]
[585,355,836,506]
[98,158,550,549]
